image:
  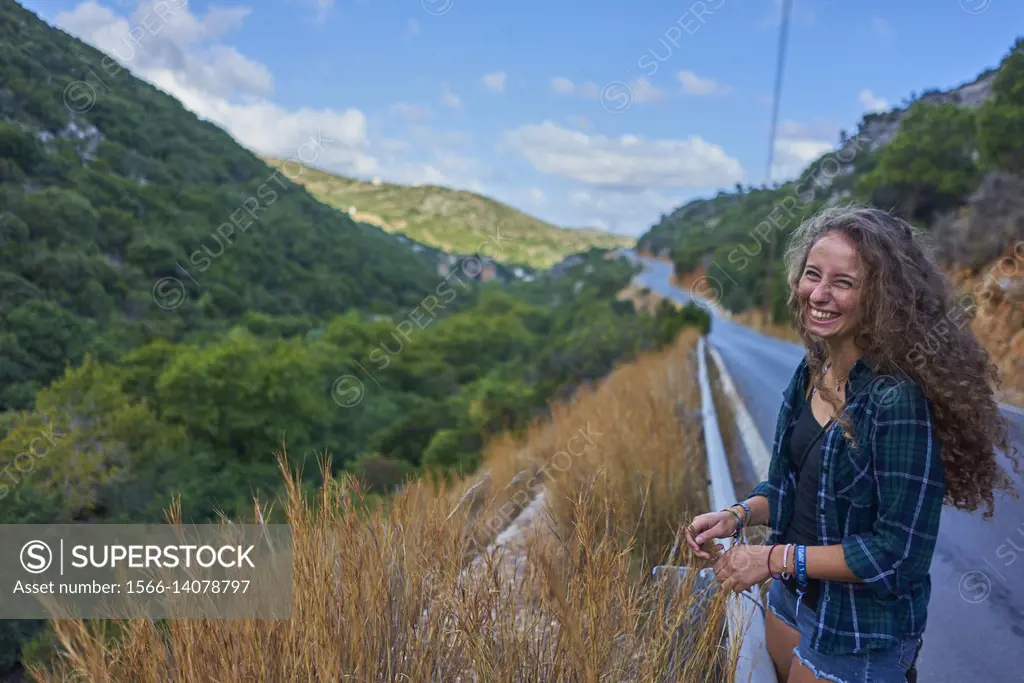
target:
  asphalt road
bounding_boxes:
[633,254,1024,683]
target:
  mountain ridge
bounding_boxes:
[258,154,635,269]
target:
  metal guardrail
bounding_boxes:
[697,336,777,683]
[652,338,776,683]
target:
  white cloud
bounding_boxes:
[527,187,546,205]
[501,121,743,191]
[482,71,507,93]
[549,77,623,102]
[390,102,432,123]
[441,83,462,109]
[564,188,685,236]
[56,1,500,199]
[58,2,272,99]
[678,70,729,96]
[858,89,889,113]
[769,119,839,181]
[55,0,374,176]
[631,78,666,103]
[550,76,576,95]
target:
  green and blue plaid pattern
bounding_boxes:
[747,354,946,655]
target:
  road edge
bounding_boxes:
[697,337,777,683]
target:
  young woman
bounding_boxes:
[684,205,1021,683]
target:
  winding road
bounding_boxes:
[633,254,1024,683]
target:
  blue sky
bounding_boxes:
[21,0,1024,236]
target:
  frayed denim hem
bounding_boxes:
[767,591,799,631]
[792,646,852,683]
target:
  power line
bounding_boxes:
[762,0,794,324]
[764,0,794,185]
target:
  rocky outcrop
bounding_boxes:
[932,171,1024,269]
[851,70,997,154]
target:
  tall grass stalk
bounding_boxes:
[30,329,740,682]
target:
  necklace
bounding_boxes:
[822,361,849,392]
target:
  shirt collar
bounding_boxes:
[847,355,876,395]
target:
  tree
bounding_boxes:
[977,39,1024,174]
[0,355,184,522]
[857,102,980,221]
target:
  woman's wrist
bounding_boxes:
[769,544,785,576]
[733,496,767,528]
[722,507,743,534]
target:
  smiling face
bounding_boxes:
[796,231,866,341]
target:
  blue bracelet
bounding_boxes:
[796,544,808,586]
[738,501,752,526]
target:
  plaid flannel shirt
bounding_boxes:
[746,354,946,655]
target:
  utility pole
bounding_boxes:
[762,0,793,325]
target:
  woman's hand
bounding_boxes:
[683,510,739,559]
[714,544,772,593]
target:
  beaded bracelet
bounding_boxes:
[737,501,752,526]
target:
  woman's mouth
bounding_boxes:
[809,307,841,324]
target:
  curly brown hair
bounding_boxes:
[784,204,1021,519]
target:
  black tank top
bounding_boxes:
[781,385,830,607]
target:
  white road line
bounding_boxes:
[707,343,773,482]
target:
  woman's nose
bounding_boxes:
[810,282,832,302]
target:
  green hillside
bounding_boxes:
[0,0,448,412]
[260,155,635,269]
[0,1,709,670]
[637,38,1024,320]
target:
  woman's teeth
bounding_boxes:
[810,308,840,321]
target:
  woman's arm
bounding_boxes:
[714,541,863,592]
[839,382,945,598]
[717,382,944,594]
[735,494,770,528]
[781,544,861,583]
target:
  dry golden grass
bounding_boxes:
[615,284,672,315]
[28,329,740,683]
[950,255,1024,408]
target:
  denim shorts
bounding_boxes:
[766,579,921,683]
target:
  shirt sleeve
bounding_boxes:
[841,380,946,598]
